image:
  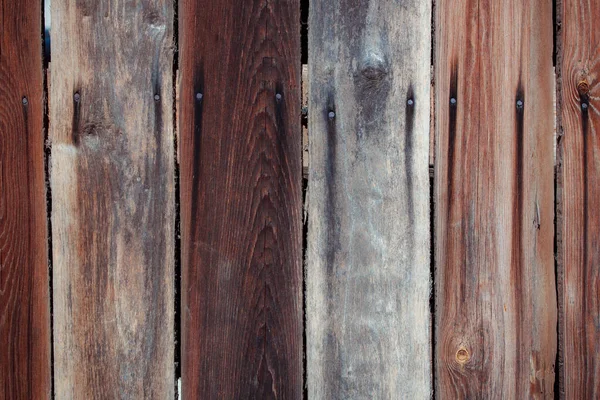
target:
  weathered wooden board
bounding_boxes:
[49,1,175,398]
[0,0,51,398]
[435,0,556,397]
[179,0,303,398]
[307,0,432,397]
[557,0,600,397]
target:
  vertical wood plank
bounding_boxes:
[307,1,432,397]
[435,0,556,397]
[49,1,175,398]
[0,0,51,398]
[179,0,303,398]
[557,0,600,397]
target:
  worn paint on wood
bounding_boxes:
[435,0,556,397]
[179,0,303,398]
[307,0,432,397]
[557,0,600,397]
[49,1,175,398]
[0,0,51,398]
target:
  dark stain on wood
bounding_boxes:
[512,78,525,394]
[324,95,338,279]
[447,62,458,213]
[72,91,81,146]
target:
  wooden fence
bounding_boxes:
[1,0,598,398]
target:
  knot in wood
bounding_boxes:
[577,80,590,95]
[360,59,388,81]
[456,347,470,364]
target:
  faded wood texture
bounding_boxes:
[557,0,600,397]
[307,0,432,398]
[179,0,303,398]
[435,0,556,398]
[0,0,51,398]
[49,1,175,398]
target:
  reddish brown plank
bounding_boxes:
[557,0,600,397]
[435,0,556,397]
[0,0,51,398]
[179,0,303,398]
[49,1,175,398]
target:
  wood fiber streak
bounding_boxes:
[435,0,556,398]
[49,1,175,398]
[307,0,432,398]
[557,0,600,397]
[179,0,302,398]
[0,0,51,398]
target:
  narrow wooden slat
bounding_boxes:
[0,0,51,398]
[307,1,432,397]
[435,0,556,397]
[558,0,600,396]
[179,1,303,398]
[49,1,175,398]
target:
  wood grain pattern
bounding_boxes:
[0,0,51,398]
[307,0,432,397]
[49,1,175,398]
[557,0,600,397]
[435,0,556,397]
[179,0,303,398]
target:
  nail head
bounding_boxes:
[450,97,457,105]
[196,92,203,100]
[22,97,28,105]
[582,102,589,110]
[516,99,524,108]
[328,111,336,119]
[407,99,414,106]
[154,94,160,101]
[74,93,80,102]
[276,93,282,100]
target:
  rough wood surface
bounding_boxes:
[0,0,51,398]
[557,0,600,397]
[307,0,432,398]
[49,1,175,398]
[179,0,303,398]
[434,0,556,397]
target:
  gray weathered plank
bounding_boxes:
[306,0,432,398]
[49,1,175,398]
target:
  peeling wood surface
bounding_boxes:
[557,0,600,397]
[434,0,556,397]
[49,1,175,398]
[0,0,51,398]
[179,0,303,397]
[307,0,432,397]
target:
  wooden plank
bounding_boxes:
[557,0,600,397]
[0,0,51,398]
[49,1,175,398]
[179,0,303,398]
[435,0,556,397]
[307,1,432,397]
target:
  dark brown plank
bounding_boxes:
[0,0,51,398]
[49,1,175,398]
[557,0,600,397]
[179,0,303,398]
[435,0,557,397]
